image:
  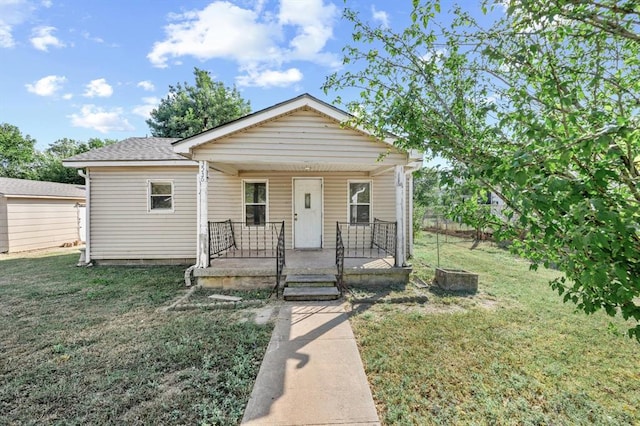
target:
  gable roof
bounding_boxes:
[172,93,397,155]
[0,177,85,199]
[63,95,422,169]
[63,137,194,167]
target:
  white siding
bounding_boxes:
[0,197,7,253]
[89,166,197,260]
[193,109,408,166]
[5,198,82,252]
[207,170,397,249]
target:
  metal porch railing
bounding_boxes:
[335,219,397,296]
[335,222,346,295]
[336,219,397,258]
[208,220,286,298]
[274,223,286,298]
[208,221,285,258]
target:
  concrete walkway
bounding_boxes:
[241,301,380,425]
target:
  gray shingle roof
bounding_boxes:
[64,137,184,162]
[0,177,85,199]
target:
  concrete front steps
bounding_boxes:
[282,274,340,301]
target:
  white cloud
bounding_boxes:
[421,48,447,62]
[278,0,338,63]
[237,67,302,88]
[132,96,159,118]
[148,1,279,68]
[69,104,134,133]
[41,0,52,7]
[82,31,104,43]
[83,78,113,98]
[62,93,72,100]
[0,23,14,47]
[30,26,65,51]
[371,6,389,28]
[25,74,66,96]
[137,80,155,91]
[0,0,31,48]
[147,0,339,86]
[253,0,267,15]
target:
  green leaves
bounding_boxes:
[513,170,528,186]
[326,0,640,341]
[0,123,37,179]
[146,68,251,138]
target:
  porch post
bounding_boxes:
[395,165,406,267]
[408,171,414,258]
[196,160,209,268]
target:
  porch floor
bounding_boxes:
[195,249,410,289]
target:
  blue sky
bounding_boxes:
[0,0,421,150]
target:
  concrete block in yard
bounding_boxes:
[435,268,478,292]
[208,294,242,302]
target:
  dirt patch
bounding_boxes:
[250,306,278,325]
[345,281,504,319]
[0,245,84,260]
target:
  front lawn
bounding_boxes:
[350,233,640,425]
[0,249,273,425]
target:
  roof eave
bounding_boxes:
[62,160,198,168]
[3,194,85,200]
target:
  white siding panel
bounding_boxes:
[193,110,408,166]
[0,197,8,253]
[89,166,197,260]
[208,171,242,221]
[205,171,397,249]
[372,170,397,222]
[5,198,81,252]
[88,166,402,259]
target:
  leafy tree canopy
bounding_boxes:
[0,123,37,179]
[413,167,442,208]
[34,138,116,184]
[0,126,115,184]
[325,0,640,339]
[146,67,251,138]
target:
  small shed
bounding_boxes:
[0,177,86,253]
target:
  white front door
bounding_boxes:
[293,178,322,249]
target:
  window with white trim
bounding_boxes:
[243,180,268,226]
[348,181,371,224]
[148,181,174,212]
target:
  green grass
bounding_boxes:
[0,249,273,425]
[350,232,640,425]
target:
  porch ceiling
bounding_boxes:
[209,160,397,176]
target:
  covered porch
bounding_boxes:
[197,218,410,294]
[195,247,411,291]
[170,95,422,295]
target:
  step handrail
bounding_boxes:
[272,221,286,298]
[335,222,346,295]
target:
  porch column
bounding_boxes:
[395,165,406,267]
[196,160,209,268]
[408,171,414,258]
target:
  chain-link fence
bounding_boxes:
[415,207,502,268]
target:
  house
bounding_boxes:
[0,177,85,253]
[63,94,422,294]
